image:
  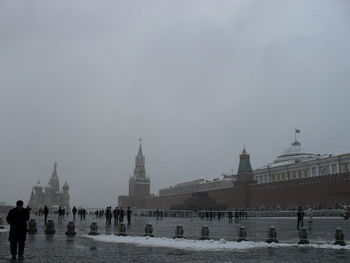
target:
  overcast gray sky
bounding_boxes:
[0,0,349,208]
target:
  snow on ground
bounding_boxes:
[86,235,350,251]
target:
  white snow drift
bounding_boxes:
[86,235,350,251]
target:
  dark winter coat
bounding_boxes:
[6,207,30,242]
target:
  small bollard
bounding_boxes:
[298,227,309,244]
[45,220,55,235]
[89,222,99,235]
[266,226,278,243]
[334,228,346,246]
[65,222,76,236]
[0,217,4,229]
[144,223,154,237]
[27,219,38,234]
[237,226,247,242]
[174,225,184,239]
[200,225,210,240]
[116,222,127,236]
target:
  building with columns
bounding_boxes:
[254,139,350,184]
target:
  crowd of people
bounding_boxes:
[99,206,132,226]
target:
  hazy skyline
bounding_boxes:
[1,0,350,208]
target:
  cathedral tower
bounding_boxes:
[48,162,60,193]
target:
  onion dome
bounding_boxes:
[62,182,69,192]
[34,179,43,191]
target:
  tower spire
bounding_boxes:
[48,162,60,192]
[134,139,146,178]
[138,138,143,156]
[295,128,300,142]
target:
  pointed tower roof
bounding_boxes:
[133,138,147,180]
[62,181,69,192]
[52,162,58,176]
[34,178,42,191]
[137,138,143,156]
[48,162,60,192]
[138,143,143,157]
[236,147,254,181]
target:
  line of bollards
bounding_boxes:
[23,219,347,246]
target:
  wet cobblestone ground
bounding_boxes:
[1,213,350,262]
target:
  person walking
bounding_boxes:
[228,211,233,224]
[58,207,63,222]
[72,206,77,221]
[6,200,30,260]
[43,205,49,225]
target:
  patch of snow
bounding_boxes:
[86,235,350,251]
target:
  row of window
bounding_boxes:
[255,162,350,184]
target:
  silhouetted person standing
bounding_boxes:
[119,207,124,223]
[127,207,132,226]
[297,206,305,230]
[58,207,63,222]
[6,200,30,260]
[43,205,49,225]
[113,208,117,225]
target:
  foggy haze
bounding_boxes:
[0,0,349,208]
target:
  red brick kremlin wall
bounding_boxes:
[249,172,350,209]
[146,172,350,209]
